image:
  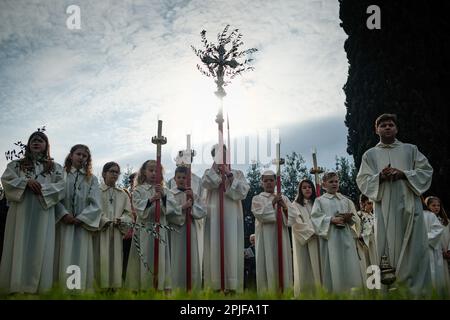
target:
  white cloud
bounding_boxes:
[0,0,351,180]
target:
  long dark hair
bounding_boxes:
[64,144,93,179]
[19,131,54,174]
[295,179,316,206]
[425,196,449,226]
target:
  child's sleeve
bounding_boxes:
[117,190,133,235]
[1,161,28,203]
[201,169,222,190]
[251,195,276,223]
[78,176,102,231]
[164,188,183,219]
[291,204,315,245]
[283,196,299,227]
[427,213,444,249]
[133,187,151,220]
[39,163,65,210]
[311,199,332,239]
[225,170,250,201]
[192,190,207,219]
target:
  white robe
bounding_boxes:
[93,184,133,289]
[353,212,369,280]
[311,193,363,293]
[54,167,102,291]
[291,200,322,296]
[358,210,378,267]
[167,186,206,290]
[440,223,450,279]
[125,183,180,291]
[0,160,65,294]
[356,139,432,295]
[423,210,449,295]
[251,192,297,293]
[202,168,250,292]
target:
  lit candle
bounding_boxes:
[187,134,191,152]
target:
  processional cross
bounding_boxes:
[192,25,257,291]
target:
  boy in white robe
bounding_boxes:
[0,131,65,294]
[54,144,102,292]
[167,150,206,276]
[356,113,432,295]
[202,144,250,292]
[311,172,363,293]
[168,166,206,290]
[251,169,297,294]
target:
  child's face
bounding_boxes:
[144,164,157,184]
[301,182,313,199]
[71,148,89,169]
[175,172,187,189]
[29,136,46,154]
[104,165,120,186]
[261,175,275,193]
[428,200,441,215]
[376,120,398,140]
[324,176,339,194]
[365,201,373,213]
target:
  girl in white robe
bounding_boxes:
[358,198,377,267]
[0,131,65,294]
[355,195,377,281]
[291,179,321,296]
[125,160,180,291]
[54,144,102,292]
[167,166,206,291]
[94,162,132,289]
[311,172,363,293]
[424,196,450,295]
[251,170,297,294]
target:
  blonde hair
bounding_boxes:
[136,160,165,186]
[322,171,338,183]
[64,144,93,179]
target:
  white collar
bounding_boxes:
[376,139,402,149]
[322,192,345,200]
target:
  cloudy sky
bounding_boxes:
[0,0,350,180]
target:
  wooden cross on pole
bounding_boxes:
[151,120,167,289]
[310,148,324,197]
[275,142,285,292]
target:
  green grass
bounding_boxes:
[1,284,449,300]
